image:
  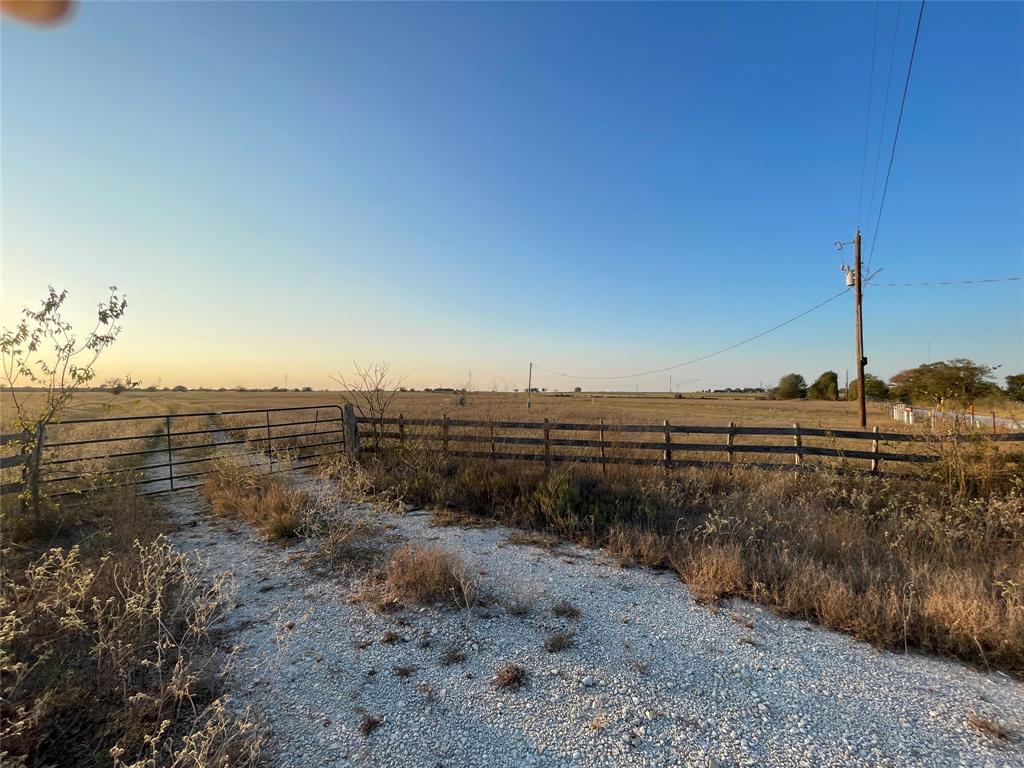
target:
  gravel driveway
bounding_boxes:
[164,486,1023,768]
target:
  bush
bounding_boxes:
[0,492,262,767]
[201,460,307,540]
[775,373,807,400]
[355,544,477,610]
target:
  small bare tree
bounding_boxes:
[330,362,405,449]
[1,286,128,515]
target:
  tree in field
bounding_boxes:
[1006,374,1024,402]
[330,362,406,448]
[807,371,839,401]
[888,358,997,407]
[775,373,807,400]
[848,373,890,402]
[1,286,129,515]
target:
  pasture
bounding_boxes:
[3,388,903,431]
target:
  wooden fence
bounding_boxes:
[352,411,1024,474]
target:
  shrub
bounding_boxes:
[356,545,478,610]
[492,663,527,690]
[201,460,307,540]
[775,373,807,400]
[0,511,261,766]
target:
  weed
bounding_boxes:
[0,500,262,767]
[359,544,479,610]
[201,460,307,540]
[967,712,1015,741]
[440,644,467,666]
[359,715,383,737]
[492,663,528,691]
[544,630,575,653]
[551,598,581,620]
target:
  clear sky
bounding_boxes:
[2,1,1021,392]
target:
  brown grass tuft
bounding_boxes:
[678,542,746,603]
[551,597,581,620]
[359,714,383,737]
[357,544,479,610]
[967,712,1016,741]
[201,460,307,540]
[492,663,528,690]
[544,630,575,653]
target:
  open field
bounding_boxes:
[2,389,921,431]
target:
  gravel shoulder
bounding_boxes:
[162,484,1024,768]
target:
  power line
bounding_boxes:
[534,287,852,381]
[866,0,926,274]
[868,276,1022,287]
[856,1,881,230]
[864,1,902,237]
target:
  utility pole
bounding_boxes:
[527,362,533,409]
[853,230,867,428]
[838,232,867,428]
[669,375,672,393]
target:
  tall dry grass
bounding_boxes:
[350,439,1024,673]
[0,487,262,767]
[200,459,308,540]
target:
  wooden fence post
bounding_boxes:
[27,422,46,518]
[663,419,672,470]
[490,421,496,463]
[727,421,736,465]
[398,413,405,446]
[343,403,360,459]
[266,411,274,473]
[442,414,449,455]
[870,425,880,474]
[543,418,551,469]
[792,422,802,467]
[599,418,606,477]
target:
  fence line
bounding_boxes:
[353,413,1024,474]
[1,405,345,501]
[892,403,1022,431]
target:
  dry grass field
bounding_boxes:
[3,388,904,431]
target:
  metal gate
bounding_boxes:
[1,405,345,501]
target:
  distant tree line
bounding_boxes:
[771,358,1022,408]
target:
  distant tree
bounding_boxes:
[807,371,839,401]
[104,375,139,395]
[301,385,313,392]
[848,374,890,402]
[889,358,997,406]
[171,384,188,392]
[775,373,807,400]
[1006,374,1024,402]
[573,386,582,393]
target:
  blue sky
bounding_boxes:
[2,1,1021,391]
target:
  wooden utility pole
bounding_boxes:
[527,362,533,409]
[854,230,867,428]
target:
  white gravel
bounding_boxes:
[163,483,1024,768]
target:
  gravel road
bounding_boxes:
[164,485,1023,768]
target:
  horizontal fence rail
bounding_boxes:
[354,414,1024,474]
[1,405,345,501]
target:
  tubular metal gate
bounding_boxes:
[1,405,345,500]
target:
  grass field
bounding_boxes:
[3,388,906,431]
